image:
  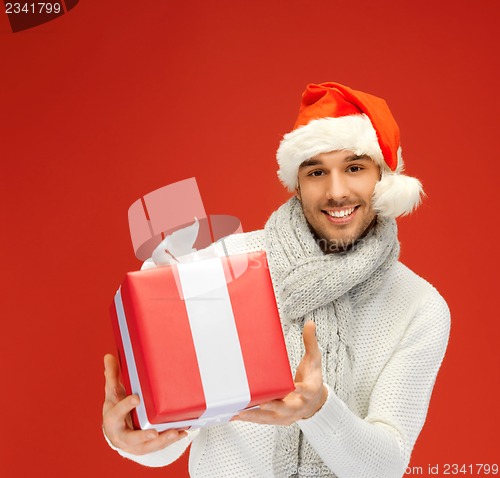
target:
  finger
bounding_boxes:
[235,406,300,426]
[233,408,278,424]
[103,394,140,432]
[104,354,125,403]
[260,398,300,415]
[132,429,189,455]
[265,384,311,406]
[109,425,187,454]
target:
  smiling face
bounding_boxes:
[296,150,381,253]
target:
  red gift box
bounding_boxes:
[110,250,294,431]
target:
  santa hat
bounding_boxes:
[276,82,423,218]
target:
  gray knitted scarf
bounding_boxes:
[264,196,400,478]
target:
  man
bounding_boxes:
[103,82,450,477]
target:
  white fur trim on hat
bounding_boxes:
[277,114,385,192]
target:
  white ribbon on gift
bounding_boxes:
[142,217,201,269]
[177,257,251,418]
[115,219,252,431]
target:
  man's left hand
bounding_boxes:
[233,321,327,426]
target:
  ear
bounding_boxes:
[295,180,301,201]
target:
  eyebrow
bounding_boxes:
[299,154,371,168]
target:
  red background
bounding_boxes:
[1,1,498,476]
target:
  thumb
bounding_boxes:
[302,321,320,360]
[104,354,124,402]
[294,321,322,383]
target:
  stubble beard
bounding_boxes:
[300,200,377,254]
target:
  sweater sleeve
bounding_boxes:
[298,288,451,478]
[103,428,198,468]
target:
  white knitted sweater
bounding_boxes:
[110,229,450,478]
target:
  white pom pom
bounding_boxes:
[373,173,424,218]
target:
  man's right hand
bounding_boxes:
[102,354,187,455]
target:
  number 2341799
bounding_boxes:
[5,3,62,14]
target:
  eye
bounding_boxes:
[307,170,325,177]
[347,165,363,173]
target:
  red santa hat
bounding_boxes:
[277,82,423,218]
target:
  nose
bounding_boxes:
[326,171,349,201]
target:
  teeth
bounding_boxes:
[326,207,355,218]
